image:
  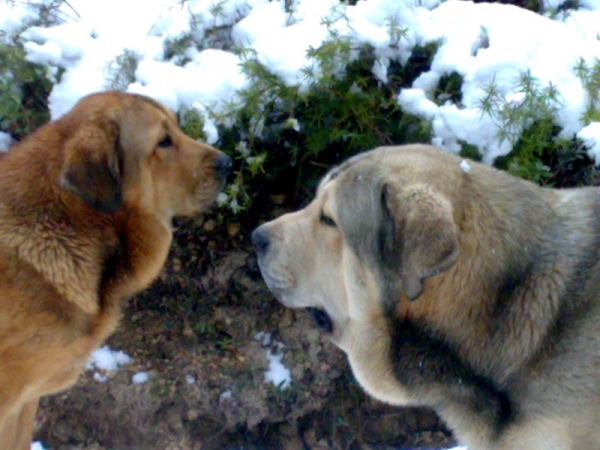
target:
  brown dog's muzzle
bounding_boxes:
[213,153,233,180]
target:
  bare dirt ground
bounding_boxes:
[34,210,455,450]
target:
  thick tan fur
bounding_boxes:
[254,144,600,450]
[0,91,229,448]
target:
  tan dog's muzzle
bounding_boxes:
[252,223,297,299]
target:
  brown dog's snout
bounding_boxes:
[252,225,271,254]
[214,154,232,178]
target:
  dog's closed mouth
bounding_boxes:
[172,216,195,230]
[305,307,333,333]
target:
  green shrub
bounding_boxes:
[5,1,600,217]
[576,57,600,125]
[0,39,52,138]
[0,0,68,139]
[198,35,438,212]
[476,68,600,186]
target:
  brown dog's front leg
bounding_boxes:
[0,397,38,450]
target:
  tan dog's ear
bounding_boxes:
[59,122,123,214]
[383,184,459,300]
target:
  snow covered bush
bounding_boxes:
[2,0,600,210]
[0,1,66,142]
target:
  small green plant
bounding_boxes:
[0,39,52,138]
[480,71,562,145]
[180,107,208,141]
[479,71,566,183]
[0,0,69,138]
[106,50,138,91]
[435,71,463,105]
[575,57,600,124]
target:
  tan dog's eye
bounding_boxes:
[320,211,337,227]
[158,135,172,148]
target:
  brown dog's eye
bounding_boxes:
[158,135,172,148]
[320,211,337,227]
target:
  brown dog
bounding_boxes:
[253,144,600,450]
[0,91,230,449]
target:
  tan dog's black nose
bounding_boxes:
[214,154,232,178]
[252,226,270,254]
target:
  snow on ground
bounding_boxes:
[255,331,292,389]
[132,372,149,384]
[0,0,598,163]
[219,389,234,403]
[0,132,12,153]
[460,159,471,174]
[264,349,292,389]
[254,330,272,346]
[85,345,132,382]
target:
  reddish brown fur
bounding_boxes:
[0,91,228,448]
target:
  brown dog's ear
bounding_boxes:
[59,122,123,214]
[383,184,459,301]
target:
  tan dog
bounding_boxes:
[253,144,600,450]
[0,91,230,449]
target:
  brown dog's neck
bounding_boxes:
[0,133,173,320]
[102,209,173,302]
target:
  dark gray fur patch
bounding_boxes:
[389,318,515,437]
[335,167,403,312]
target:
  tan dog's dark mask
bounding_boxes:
[335,169,459,303]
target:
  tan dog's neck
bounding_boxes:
[399,167,566,382]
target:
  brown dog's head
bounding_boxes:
[252,145,464,400]
[57,91,231,218]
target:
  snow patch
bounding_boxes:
[460,160,471,174]
[86,345,132,371]
[255,332,291,389]
[0,132,12,152]
[254,331,272,346]
[219,390,233,402]
[1,0,598,159]
[93,372,108,383]
[132,372,149,384]
[265,350,292,390]
[578,122,600,162]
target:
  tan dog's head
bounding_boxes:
[252,145,463,356]
[57,91,231,218]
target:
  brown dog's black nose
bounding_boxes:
[214,154,232,178]
[252,226,270,254]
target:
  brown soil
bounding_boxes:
[34,211,455,450]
